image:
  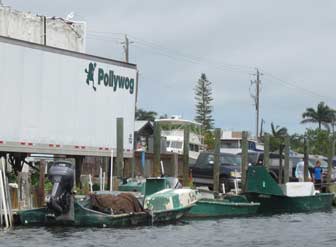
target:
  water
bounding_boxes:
[1,210,336,247]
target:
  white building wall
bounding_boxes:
[0,5,86,52]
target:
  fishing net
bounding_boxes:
[90,193,144,214]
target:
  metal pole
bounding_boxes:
[153,121,161,177]
[264,133,270,170]
[241,131,248,192]
[213,128,221,194]
[116,118,124,178]
[183,124,190,186]
[284,135,290,184]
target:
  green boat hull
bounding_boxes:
[245,166,334,215]
[18,195,194,228]
[246,193,334,215]
[186,198,260,218]
[18,201,151,228]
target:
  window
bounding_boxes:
[248,141,256,150]
[220,140,239,149]
[171,141,182,149]
[189,144,200,152]
[207,154,241,166]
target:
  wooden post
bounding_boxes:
[213,128,221,194]
[241,131,248,192]
[284,135,290,184]
[183,124,190,186]
[303,137,309,182]
[38,160,46,207]
[327,136,334,190]
[264,133,270,170]
[116,117,124,178]
[171,153,178,178]
[131,131,137,178]
[278,145,283,184]
[153,121,161,177]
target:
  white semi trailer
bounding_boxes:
[0,35,137,158]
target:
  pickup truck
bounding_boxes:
[189,152,241,192]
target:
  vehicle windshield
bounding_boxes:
[208,153,241,166]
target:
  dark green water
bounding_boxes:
[1,210,335,247]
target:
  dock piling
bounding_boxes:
[183,124,190,186]
[264,133,270,171]
[116,117,124,178]
[153,121,161,177]
[327,135,335,191]
[284,135,290,184]
[241,131,248,193]
[303,137,309,182]
[213,128,221,194]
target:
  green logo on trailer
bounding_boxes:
[85,62,97,91]
[84,62,135,94]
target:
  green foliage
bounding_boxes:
[266,123,288,152]
[301,102,336,131]
[194,73,214,132]
[204,131,215,150]
[290,129,332,156]
[289,133,305,154]
[135,108,158,121]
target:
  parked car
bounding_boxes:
[189,152,241,192]
[245,152,336,185]
[243,151,296,182]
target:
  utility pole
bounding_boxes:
[250,69,262,140]
[121,34,133,63]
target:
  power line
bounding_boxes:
[86,31,253,74]
[263,73,332,101]
[85,31,334,103]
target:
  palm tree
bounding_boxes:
[135,108,157,121]
[271,122,288,138]
[301,102,336,131]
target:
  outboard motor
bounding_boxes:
[46,161,74,216]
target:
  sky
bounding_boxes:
[4,0,336,136]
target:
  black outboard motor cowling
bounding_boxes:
[46,161,74,216]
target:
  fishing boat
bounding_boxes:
[244,165,334,215]
[16,161,197,227]
[186,193,259,218]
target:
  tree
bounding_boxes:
[301,102,336,131]
[268,122,288,152]
[135,108,157,121]
[194,73,214,132]
[271,122,288,138]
